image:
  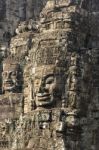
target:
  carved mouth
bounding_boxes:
[5,81,14,86]
[36,93,51,101]
[4,81,15,90]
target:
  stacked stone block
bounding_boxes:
[0,0,99,150]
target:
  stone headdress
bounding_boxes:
[3,56,21,70]
[31,46,67,75]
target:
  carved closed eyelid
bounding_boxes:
[2,72,8,76]
[44,74,54,80]
[45,78,54,84]
[3,71,14,74]
[35,81,39,85]
[11,72,17,75]
[46,80,54,84]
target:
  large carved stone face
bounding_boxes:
[2,61,21,92]
[33,65,64,108]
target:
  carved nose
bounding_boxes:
[38,86,48,93]
[38,81,48,93]
[6,73,11,80]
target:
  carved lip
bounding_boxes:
[4,81,15,89]
[4,81,14,86]
[36,93,51,101]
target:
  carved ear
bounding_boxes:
[2,86,5,94]
[31,99,36,110]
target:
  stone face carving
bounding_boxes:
[0,1,99,150]
[0,57,23,149]
[15,21,28,35]
[24,108,67,150]
[0,121,10,149]
[0,45,7,60]
[15,20,39,35]
[19,1,94,149]
[0,57,23,121]
[2,57,23,93]
[33,65,65,109]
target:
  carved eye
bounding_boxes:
[2,72,7,77]
[11,72,16,76]
[35,79,40,85]
[46,77,54,84]
[36,81,39,85]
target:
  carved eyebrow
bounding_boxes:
[43,74,54,80]
[34,76,41,79]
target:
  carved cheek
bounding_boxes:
[34,85,40,93]
[49,83,57,93]
[11,75,17,82]
[5,72,10,80]
[2,72,7,79]
[34,79,41,89]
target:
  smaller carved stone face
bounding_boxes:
[33,65,64,108]
[2,60,22,92]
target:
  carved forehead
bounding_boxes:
[33,65,65,78]
[3,64,19,71]
[33,65,55,77]
[3,59,20,71]
[3,56,20,70]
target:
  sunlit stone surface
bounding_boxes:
[0,0,99,150]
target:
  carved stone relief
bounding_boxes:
[0,1,98,150]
